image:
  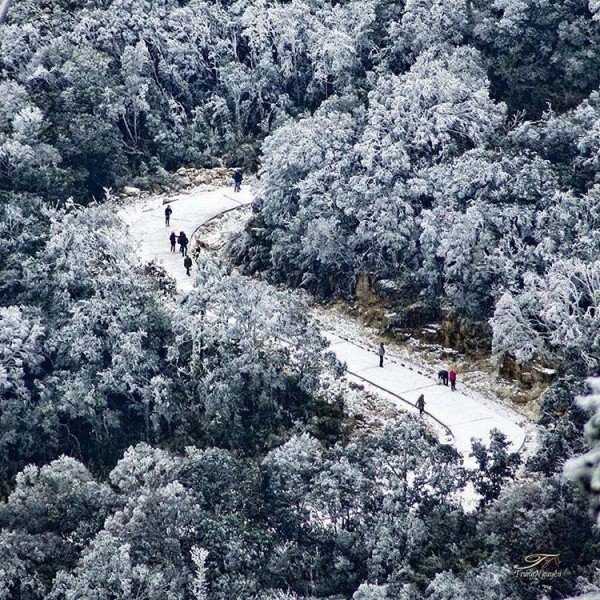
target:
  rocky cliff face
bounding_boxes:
[439,318,492,356]
[498,353,557,396]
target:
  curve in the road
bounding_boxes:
[121,185,530,458]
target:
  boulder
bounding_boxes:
[123,186,141,197]
[172,176,189,187]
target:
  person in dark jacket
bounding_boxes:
[378,343,385,368]
[416,394,425,417]
[184,255,193,276]
[169,231,177,252]
[438,369,449,386]
[178,231,188,256]
[233,169,243,192]
[449,369,457,391]
[165,205,172,226]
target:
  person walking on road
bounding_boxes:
[178,231,188,256]
[378,343,385,368]
[416,394,425,417]
[169,231,177,253]
[449,369,457,391]
[184,255,193,276]
[165,204,172,226]
[233,169,243,193]
[438,369,449,386]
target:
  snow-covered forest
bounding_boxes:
[1,0,600,598]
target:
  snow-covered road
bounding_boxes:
[324,331,527,455]
[119,185,253,292]
[121,185,529,457]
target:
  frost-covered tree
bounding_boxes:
[469,429,520,506]
[352,582,388,599]
[190,546,209,600]
[472,0,600,115]
[0,456,113,537]
[479,474,599,595]
[168,254,340,451]
[0,200,177,478]
[0,306,48,481]
[359,47,505,173]
[233,97,362,294]
[51,481,202,599]
[424,564,516,600]
[261,422,467,592]
[23,206,172,457]
[491,258,600,371]
[0,457,114,597]
[565,378,600,521]
[391,0,469,63]
[528,378,588,476]
[0,82,61,193]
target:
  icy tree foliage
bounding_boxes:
[566,379,600,520]
[492,260,600,371]
[1,0,600,598]
[230,0,600,375]
[0,198,344,480]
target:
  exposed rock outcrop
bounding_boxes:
[110,166,240,202]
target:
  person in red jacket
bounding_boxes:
[449,369,457,391]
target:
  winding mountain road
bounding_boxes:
[120,184,530,458]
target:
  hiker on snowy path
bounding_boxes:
[169,231,177,253]
[165,205,172,226]
[416,394,425,417]
[449,369,457,391]
[378,343,385,368]
[178,231,188,256]
[438,369,449,386]
[184,255,193,276]
[233,169,243,192]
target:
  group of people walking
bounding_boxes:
[376,342,460,418]
[438,368,458,391]
[163,203,192,276]
[169,230,189,256]
[161,168,243,277]
[167,228,192,276]
[165,205,193,275]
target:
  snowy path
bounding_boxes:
[121,185,529,457]
[323,331,527,455]
[119,185,253,292]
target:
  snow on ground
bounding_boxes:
[197,204,253,251]
[119,185,253,292]
[315,307,533,459]
[121,183,531,462]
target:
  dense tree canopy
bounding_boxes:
[1,0,600,597]
[226,0,600,375]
